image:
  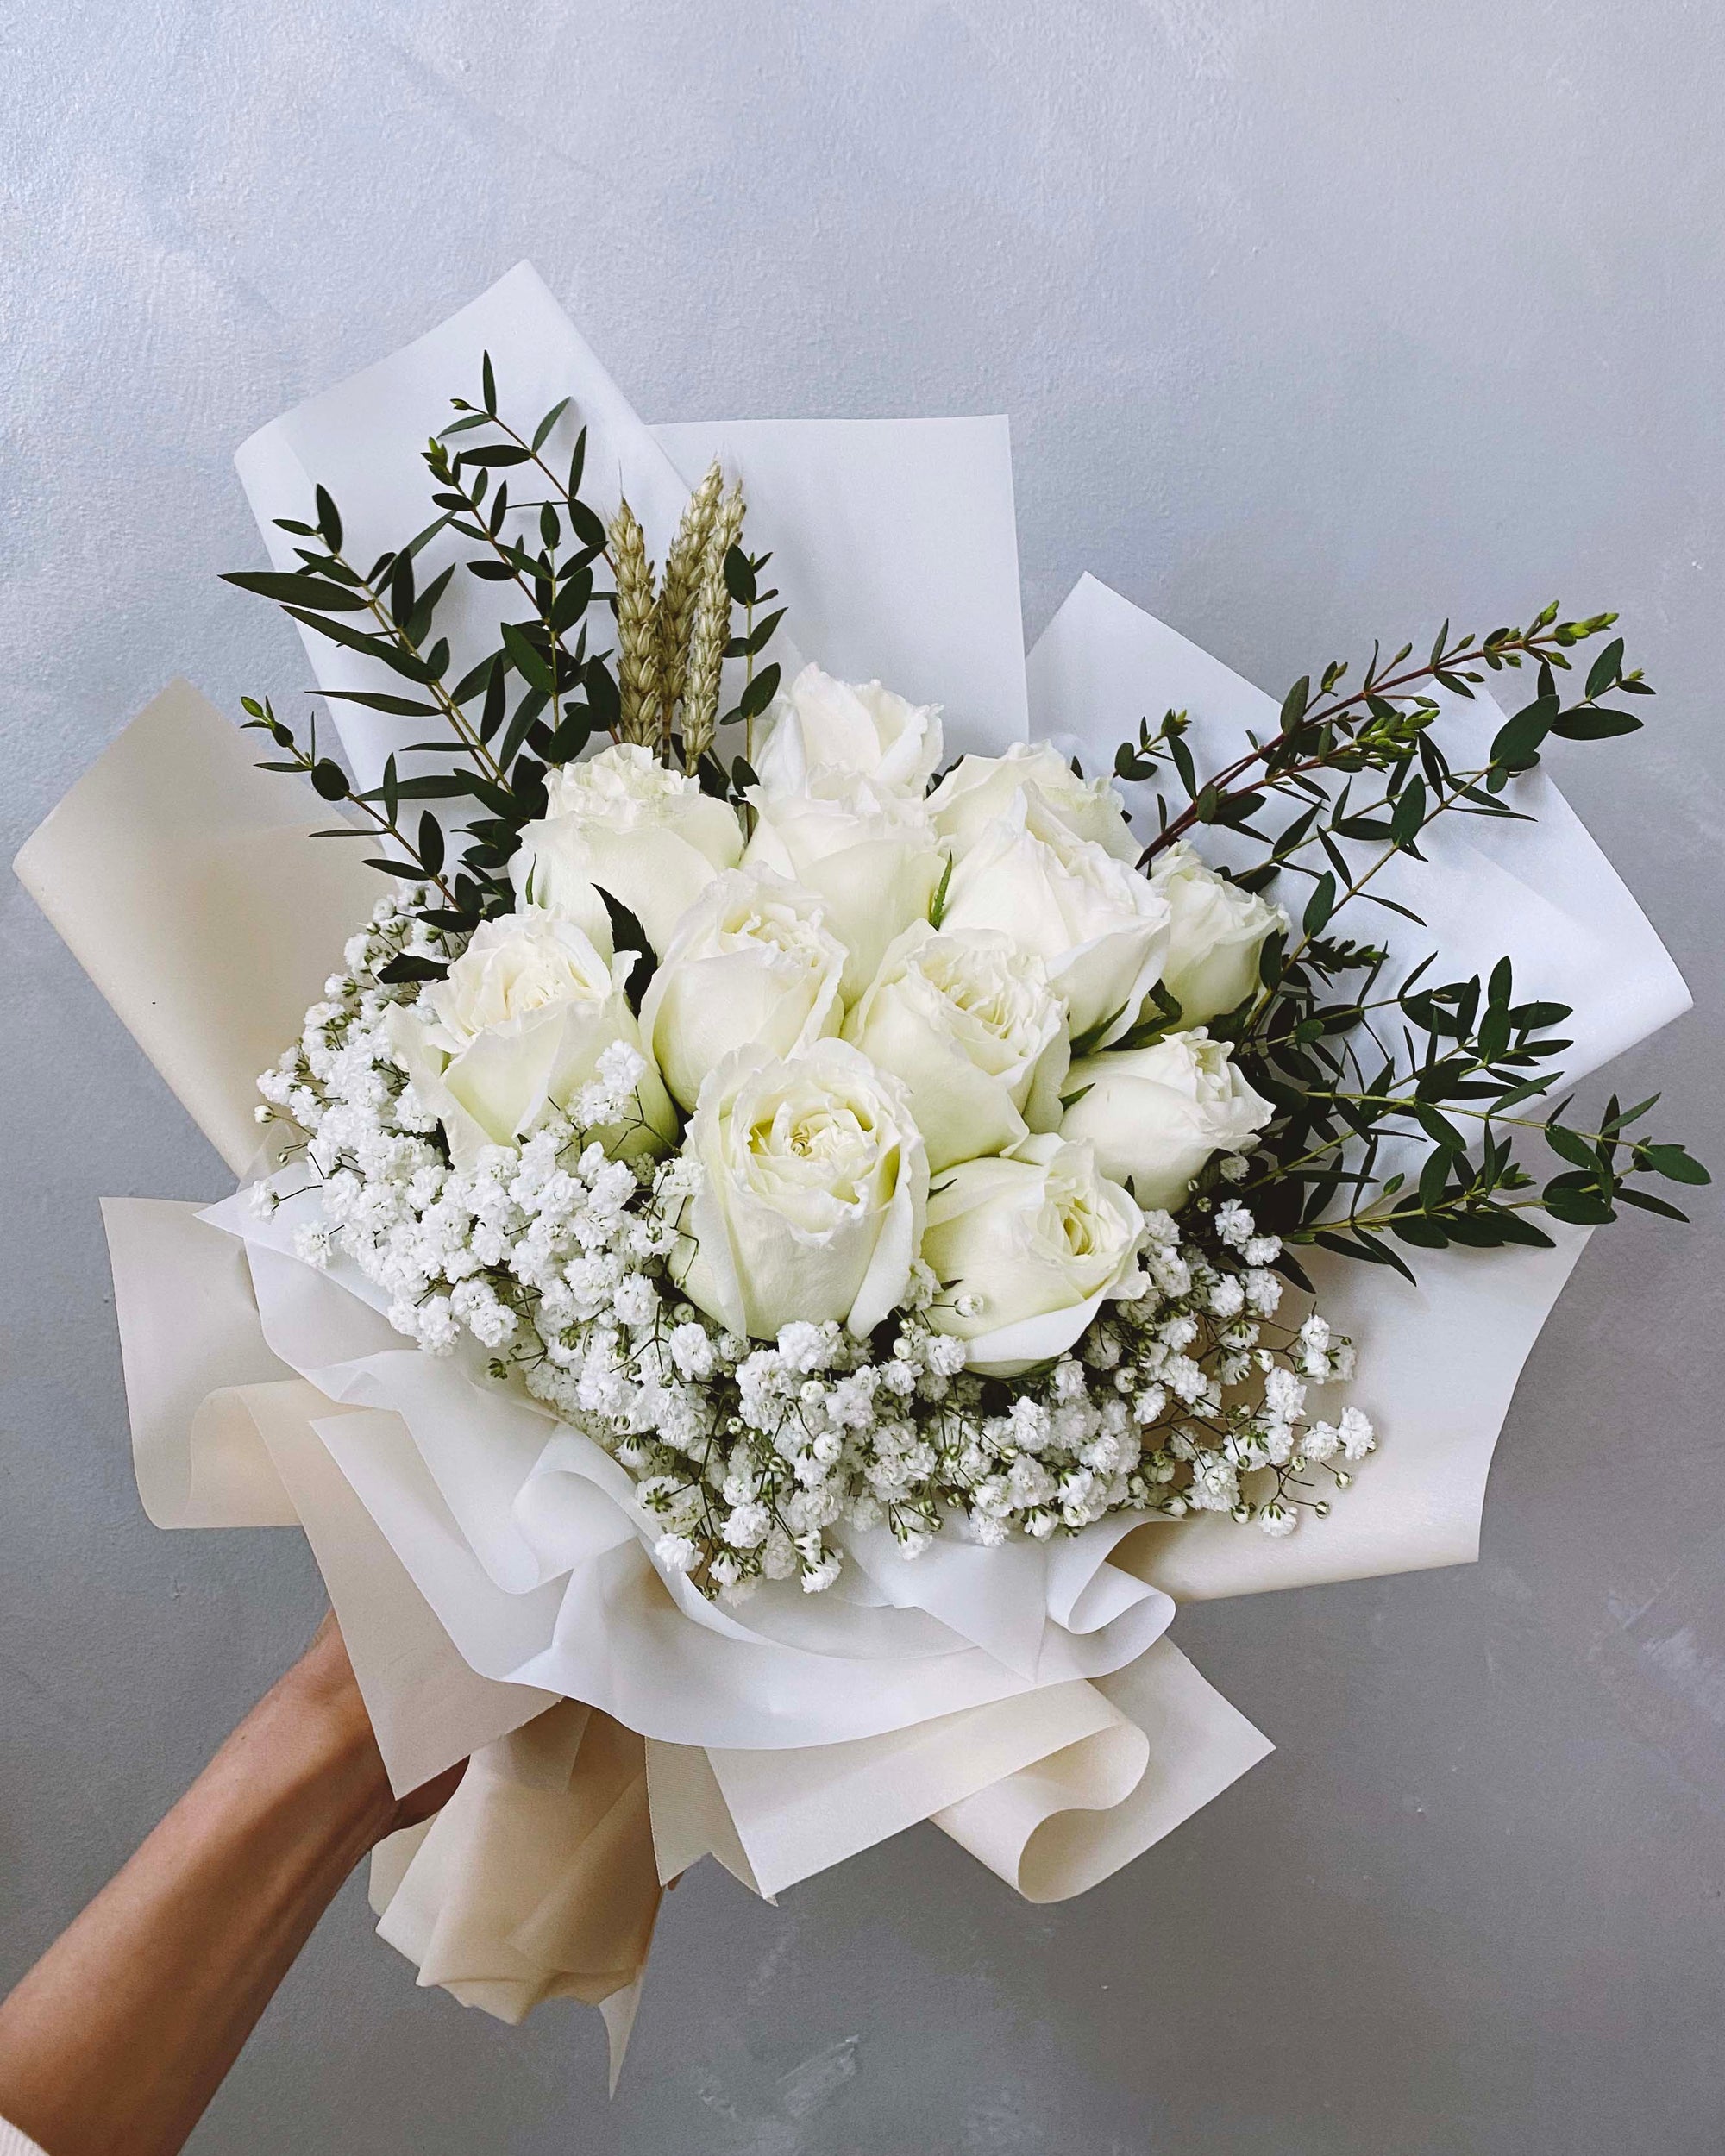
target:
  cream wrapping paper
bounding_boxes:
[13,678,378,1176]
[16,267,1690,2047]
[367,1704,661,2091]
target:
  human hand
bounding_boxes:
[275,1614,467,1842]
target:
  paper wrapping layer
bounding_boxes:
[648,1638,1270,1905]
[15,680,379,1175]
[369,1703,661,2088]
[652,417,1029,759]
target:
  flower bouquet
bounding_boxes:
[16,266,1699,2076]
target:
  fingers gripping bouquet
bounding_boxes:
[16,268,1700,2067]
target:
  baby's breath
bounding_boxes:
[255,908,1368,1600]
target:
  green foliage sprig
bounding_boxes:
[1113,607,1706,1282]
[227,356,787,953]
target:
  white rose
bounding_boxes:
[938,787,1170,1045]
[742,770,946,1002]
[638,867,847,1113]
[1150,842,1287,1025]
[929,742,1138,862]
[922,1133,1143,1376]
[842,924,1069,1173]
[754,661,943,799]
[387,907,673,1169]
[512,743,743,957]
[677,1039,928,1340]
[1060,1028,1274,1211]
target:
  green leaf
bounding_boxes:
[568,426,587,499]
[1491,695,1558,768]
[723,545,757,606]
[312,689,438,716]
[314,486,342,553]
[593,887,656,1014]
[1585,636,1625,699]
[1544,1124,1599,1170]
[280,606,392,660]
[501,620,556,695]
[531,397,572,454]
[928,854,954,929]
[360,774,474,802]
[725,607,786,660]
[1280,675,1311,733]
[1640,1143,1710,1186]
[449,654,499,707]
[1413,1101,1466,1151]
[737,663,781,722]
[1549,709,1641,741]
[480,662,508,743]
[221,569,368,611]
[1542,1185,1616,1226]
[417,812,445,877]
[1302,873,1336,937]
[481,350,497,416]
[584,658,620,735]
[1389,774,1427,846]
[457,444,531,468]
[1618,1188,1690,1222]
[377,953,448,985]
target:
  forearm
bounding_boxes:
[0,1631,398,2156]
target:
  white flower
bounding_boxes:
[929,743,1138,862]
[512,743,743,956]
[655,1532,698,1573]
[753,662,943,799]
[638,866,846,1113]
[1150,843,1287,1026]
[842,923,1070,1172]
[1060,1029,1274,1211]
[922,1133,1144,1376]
[938,787,1170,1044]
[676,1038,928,1341]
[388,907,672,1169]
[743,770,946,1003]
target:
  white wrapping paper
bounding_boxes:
[652,417,1030,757]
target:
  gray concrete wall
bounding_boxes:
[3,3,1722,2148]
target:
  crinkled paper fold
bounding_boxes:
[14,266,1689,2056]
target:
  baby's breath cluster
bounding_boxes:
[253,899,1370,1601]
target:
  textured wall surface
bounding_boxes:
[3,4,1723,2150]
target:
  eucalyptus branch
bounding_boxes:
[1135,604,1636,868]
[238,694,458,907]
